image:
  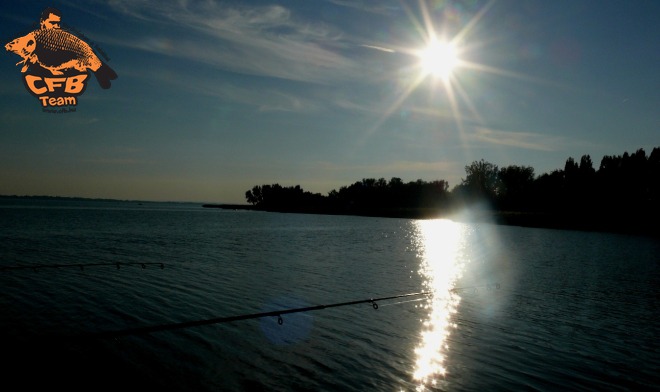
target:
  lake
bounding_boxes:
[0,199,658,391]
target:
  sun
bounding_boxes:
[418,39,458,80]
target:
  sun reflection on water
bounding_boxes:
[412,219,468,391]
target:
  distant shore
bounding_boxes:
[202,203,659,237]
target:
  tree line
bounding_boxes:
[243,147,660,230]
[244,178,451,217]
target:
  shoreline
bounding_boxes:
[202,204,659,237]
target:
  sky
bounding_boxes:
[1,0,658,203]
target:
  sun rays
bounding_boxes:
[366,0,552,146]
[361,1,488,143]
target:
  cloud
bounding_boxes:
[361,44,396,53]
[101,1,369,84]
[122,63,321,113]
[81,157,145,165]
[325,0,399,15]
[82,0,416,113]
[468,127,561,151]
[256,92,311,112]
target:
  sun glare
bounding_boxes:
[368,0,524,156]
[412,219,468,390]
[418,40,458,80]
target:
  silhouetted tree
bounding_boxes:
[454,159,499,204]
[579,155,595,176]
[649,147,660,203]
[322,177,450,214]
[626,148,649,203]
[563,156,579,202]
[530,169,564,211]
[597,154,626,205]
[497,165,535,210]
[242,145,659,232]
[245,185,263,205]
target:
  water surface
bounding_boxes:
[0,199,657,391]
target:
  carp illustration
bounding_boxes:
[4,7,117,89]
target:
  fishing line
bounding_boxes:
[87,291,433,339]
[377,297,428,308]
[372,283,502,308]
[0,261,166,272]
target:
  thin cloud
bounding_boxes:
[101,1,367,84]
[376,160,460,176]
[469,127,561,151]
[333,97,375,113]
[326,0,399,15]
[130,65,321,113]
[81,158,146,165]
[361,44,396,53]
[256,91,313,113]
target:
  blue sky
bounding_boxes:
[1,0,658,203]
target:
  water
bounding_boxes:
[0,199,658,391]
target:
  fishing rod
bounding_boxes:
[89,291,434,339]
[0,261,165,272]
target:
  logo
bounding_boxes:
[4,7,117,113]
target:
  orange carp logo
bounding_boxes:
[4,7,117,113]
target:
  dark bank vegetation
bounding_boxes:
[209,147,660,235]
